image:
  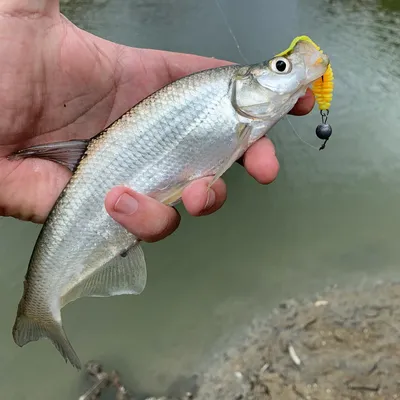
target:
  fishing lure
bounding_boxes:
[276,35,334,150]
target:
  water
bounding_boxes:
[1,0,400,397]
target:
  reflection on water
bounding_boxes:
[309,0,400,79]
[1,0,400,398]
[381,0,400,10]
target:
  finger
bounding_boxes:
[105,186,180,243]
[182,177,227,217]
[241,137,280,185]
[289,88,315,116]
[0,0,59,16]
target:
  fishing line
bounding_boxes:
[284,115,320,150]
[214,0,250,64]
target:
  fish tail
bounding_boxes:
[12,313,82,370]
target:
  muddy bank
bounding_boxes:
[80,281,400,400]
[194,280,400,400]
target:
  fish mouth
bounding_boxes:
[306,51,330,84]
[315,53,329,67]
[294,40,330,84]
[304,55,329,84]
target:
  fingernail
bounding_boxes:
[114,193,139,215]
[204,189,216,210]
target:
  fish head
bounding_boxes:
[254,37,329,95]
[232,36,329,120]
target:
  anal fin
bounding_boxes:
[7,139,90,172]
[61,243,147,307]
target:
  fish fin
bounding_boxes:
[12,313,82,370]
[7,139,90,172]
[160,186,186,206]
[152,181,192,206]
[207,123,252,189]
[61,243,147,306]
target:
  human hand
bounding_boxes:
[0,0,315,242]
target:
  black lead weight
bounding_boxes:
[316,123,332,140]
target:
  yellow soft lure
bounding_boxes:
[277,35,334,150]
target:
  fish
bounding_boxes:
[9,36,330,370]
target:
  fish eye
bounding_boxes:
[269,57,292,74]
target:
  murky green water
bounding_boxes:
[1,0,400,398]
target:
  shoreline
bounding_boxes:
[80,280,400,400]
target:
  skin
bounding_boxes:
[0,0,315,243]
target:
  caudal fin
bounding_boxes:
[12,314,82,370]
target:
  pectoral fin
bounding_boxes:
[7,139,90,172]
[61,243,147,307]
[207,124,252,189]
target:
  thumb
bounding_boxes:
[105,186,181,243]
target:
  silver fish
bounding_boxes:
[9,38,329,369]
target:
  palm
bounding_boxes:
[0,11,228,222]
